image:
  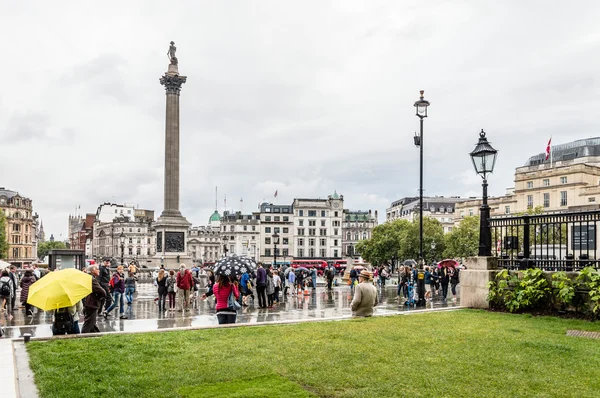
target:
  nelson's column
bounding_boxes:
[154,41,192,268]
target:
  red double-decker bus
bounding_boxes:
[291,259,328,274]
[333,260,347,272]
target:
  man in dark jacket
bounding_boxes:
[9,266,18,310]
[255,263,267,308]
[326,265,336,290]
[99,258,112,313]
[82,265,107,333]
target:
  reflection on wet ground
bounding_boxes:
[0,283,460,339]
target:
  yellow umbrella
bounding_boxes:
[27,268,92,311]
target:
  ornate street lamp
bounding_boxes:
[414,90,430,268]
[119,232,125,266]
[272,232,280,268]
[470,129,498,256]
[431,241,436,263]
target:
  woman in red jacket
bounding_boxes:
[202,275,239,324]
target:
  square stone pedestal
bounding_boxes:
[153,215,192,269]
[461,256,499,309]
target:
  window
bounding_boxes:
[299,220,304,226]
[137,228,140,233]
[589,197,596,203]
[334,249,338,257]
[560,191,567,206]
[265,248,271,257]
[129,238,133,244]
[274,216,280,221]
[265,207,271,213]
[320,249,326,257]
[12,224,20,232]
[543,193,550,208]
[334,239,338,246]
[309,229,316,236]
[334,229,338,235]
[320,238,326,246]
[274,227,280,233]
[282,249,289,256]
[505,206,510,214]
[527,195,533,209]
[309,238,315,246]
[363,232,367,240]
[298,210,304,216]
[560,176,568,184]
[128,247,133,255]
[308,210,316,217]
[230,226,234,232]
[297,228,305,235]
[321,210,326,217]
[346,231,351,240]
[282,238,289,245]
[298,249,304,257]
[283,216,289,222]
[243,226,247,231]
[136,247,141,255]
[129,228,132,232]
[265,237,271,244]
[543,179,550,187]
[309,220,316,226]
[265,227,271,233]
[265,216,271,222]
[320,229,327,236]
[321,220,326,227]
[282,228,289,233]
[147,248,151,255]
[527,181,533,189]
[308,248,315,257]
[298,238,304,246]
[469,209,474,216]
[252,226,256,231]
[334,211,338,217]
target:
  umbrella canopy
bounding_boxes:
[352,265,365,270]
[438,259,459,268]
[213,255,257,277]
[403,260,417,267]
[27,268,92,311]
[294,267,310,274]
[0,259,11,270]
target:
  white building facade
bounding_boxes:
[220,211,260,261]
[258,202,294,266]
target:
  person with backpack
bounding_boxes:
[104,266,127,319]
[166,270,177,311]
[449,265,460,303]
[20,270,36,317]
[52,300,83,335]
[201,275,240,324]
[82,265,107,333]
[0,270,14,317]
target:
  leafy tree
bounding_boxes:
[356,219,412,265]
[37,240,67,261]
[0,211,8,259]
[403,217,445,262]
[443,215,480,259]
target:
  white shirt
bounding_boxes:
[273,275,281,288]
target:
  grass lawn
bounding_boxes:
[27,309,600,398]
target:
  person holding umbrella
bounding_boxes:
[82,265,107,333]
[201,275,240,324]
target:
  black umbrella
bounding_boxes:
[213,255,257,277]
[403,260,417,267]
[294,267,310,274]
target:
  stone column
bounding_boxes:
[460,256,498,308]
[159,66,186,218]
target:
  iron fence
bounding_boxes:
[489,210,600,271]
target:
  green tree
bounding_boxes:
[356,219,412,265]
[443,215,480,259]
[37,240,67,261]
[0,211,8,259]
[403,217,445,262]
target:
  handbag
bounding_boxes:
[227,285,241,311]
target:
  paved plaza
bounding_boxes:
[0,281,460,339]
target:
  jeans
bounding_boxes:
[256,285,267,308]
[125,286,135,304]
[451,282,458,296]
[158,291,167,311]
[312,278,317,289]
[101,284,113,312]
[106,291,124,315]
[216,312,236,324]
[441,283,449,301]
[168,292,176,309]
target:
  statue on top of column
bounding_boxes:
[167,41,178,65]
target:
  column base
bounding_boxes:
[152,213,192,269]
[460,256,499,309]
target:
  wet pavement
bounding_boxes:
[0,281,461,339]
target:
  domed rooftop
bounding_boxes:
[332,190,340,200]
[0,188,18,199]
[209,210,221,223]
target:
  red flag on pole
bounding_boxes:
[545,137,552,160]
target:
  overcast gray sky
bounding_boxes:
[2,1,600,239]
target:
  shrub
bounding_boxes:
[577,267,600,318]
[487,269,550,313]
[551,271,575,310]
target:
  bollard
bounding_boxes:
[23,333,31,343]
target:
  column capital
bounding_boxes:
[160,74,187,94]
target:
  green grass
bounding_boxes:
[27,310,600,398]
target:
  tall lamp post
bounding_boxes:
[223,236,229,257]
[431,241,436,264]
[469,129,498,256]
[272,232,280,268]
[414,90,430,268]
[119,232,125,266]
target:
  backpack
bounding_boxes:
[109,274,119,291]
[54,308,74,334]
[0,280,10,297]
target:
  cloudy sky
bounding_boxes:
[1,1,599,238]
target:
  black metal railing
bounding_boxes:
[489,209,600,271]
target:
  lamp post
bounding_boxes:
[414,90,430,268]
[272,232,280,268]
[469,129,498,257]
[119,232,125,266]
[431,241,436,264]
[223,235,229,257]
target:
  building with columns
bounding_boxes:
[0,188,38,267]
[220,211,260,261]
[292,191,344,260]
[342,209,378,257]
[187,210,223,265]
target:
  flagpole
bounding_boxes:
[550,136,553,168]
